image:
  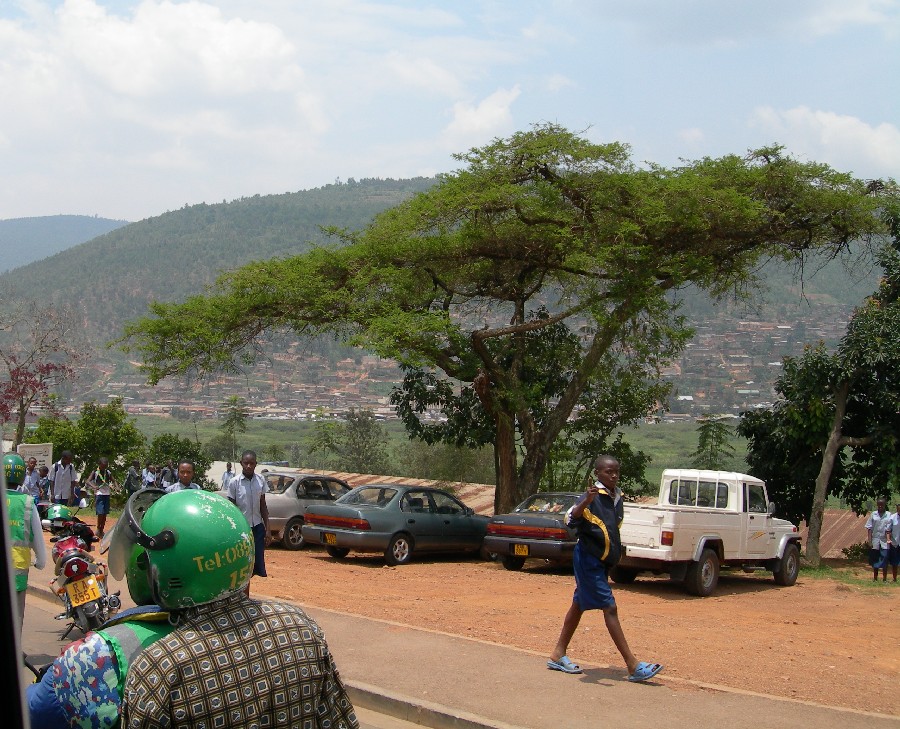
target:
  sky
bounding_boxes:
[1,0,898,222]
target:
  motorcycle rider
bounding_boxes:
[28,535,175,729]
[103,488,358,728]
[3,452,47,637]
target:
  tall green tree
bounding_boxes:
[220,396,249,461]
[27,398,146,480]
[690,415,738,470]
[739,210,900,565]
[121,125,893,512]
[146,433,215,490]
[307,408,388,474]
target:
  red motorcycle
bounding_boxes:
[45,505,121,637]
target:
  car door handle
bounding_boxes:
[407,519,416,524]
[443,520,451,525]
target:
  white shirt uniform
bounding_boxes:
[865,510,892,549]
[226,472,268,528]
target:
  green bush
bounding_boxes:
[841,541,870,561]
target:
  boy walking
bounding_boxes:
[548,455,663,682]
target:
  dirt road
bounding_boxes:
[259,547,899,715]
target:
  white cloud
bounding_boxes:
[678,127,705,145]
[750,106,900,178]
[587,0,900,45]
[442,86,521,148]
[56,0,301,96]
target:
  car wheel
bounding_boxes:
[501,555,525,571]
[281,517,306,550]
[326,546,350,559]
[685,548,719,597]
[609,565,638,584]
[384,533,413,565]
[773,543,800,586]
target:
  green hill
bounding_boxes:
[0,215,129,271]
[0,178,435,341]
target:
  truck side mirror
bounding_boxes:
[767,501,777,516]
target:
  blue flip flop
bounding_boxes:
[627,661,663,682]
[547,656,583,674]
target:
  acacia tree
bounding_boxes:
[121,125,893,512]
[0,301,84,447]
[739,215,900,566]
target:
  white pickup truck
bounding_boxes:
[612,468,802,596]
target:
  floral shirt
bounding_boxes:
[122,595,358,729]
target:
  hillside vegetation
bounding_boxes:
[0,214,128,271]
[0,178,434,341]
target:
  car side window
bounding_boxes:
[303,479,329,499]
[696,480,716,507]
[326,480,350,499]
[401,491,431,513]
[431,492,464,515]
[745,483,767,513]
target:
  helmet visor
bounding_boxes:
[101,488,172,579]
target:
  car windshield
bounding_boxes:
[338,486,399,507]
[514,494,576,514]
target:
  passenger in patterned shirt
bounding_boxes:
[106,488,358,729]
[28,541,174,729]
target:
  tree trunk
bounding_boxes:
[13,402,28,449]
[493,412,518,513]
[806,382,850,568]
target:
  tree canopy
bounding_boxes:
[739,206,900,565]
[122,124,894,512]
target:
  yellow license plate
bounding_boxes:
[513,544,530,556]
[66,576,101,607]
[324,532,337,546]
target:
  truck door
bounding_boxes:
[743,482,773,556]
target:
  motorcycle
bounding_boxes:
[44,504,121,638]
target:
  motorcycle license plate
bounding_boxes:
[513,544,530,556]
[324,532,337,546]
[66,576,101,607]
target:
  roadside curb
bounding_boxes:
[346,681,526,729]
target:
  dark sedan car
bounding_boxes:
[482,492,581,571]
[301,484,489,565]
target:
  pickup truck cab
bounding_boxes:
[615,468,801,596]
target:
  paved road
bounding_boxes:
[20,591,427,729]
[24,559,898,729]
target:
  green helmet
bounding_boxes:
[47,504,73,521]
[125,547,155,606]
[3,453,26,485]
[111,490,254,610]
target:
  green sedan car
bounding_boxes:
[302,484,490,565]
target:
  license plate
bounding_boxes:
[324,532,337,546]
[66,576,101,607]
[513,544,530,556]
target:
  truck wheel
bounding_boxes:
[773,543,800,586]
[685,548,719,596]
[501,555,525,571]
[609,566,638,584]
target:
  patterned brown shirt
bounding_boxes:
[122,594,358,729]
